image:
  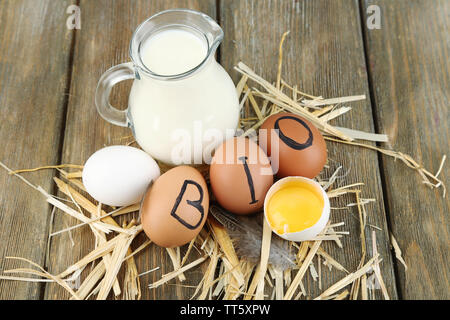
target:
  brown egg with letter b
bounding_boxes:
[259,113,327,179]
[141,166,209,248]
[210,137,273,215]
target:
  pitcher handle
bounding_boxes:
[95,62,135,127]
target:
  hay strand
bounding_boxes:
[8,164,83,175]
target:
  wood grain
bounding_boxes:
[362,0,449,299]
[220,0,398,299]
[43,0,216,300]
[0,0,76,299]
[2,0,446,300]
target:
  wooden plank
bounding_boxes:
[0,0,76,299]
[361,0,449,299]
[220,0,398,299]
[44,0,216,300]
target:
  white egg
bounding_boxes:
[82,146,160,207]
[264,176,330,242]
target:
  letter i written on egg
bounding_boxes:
[238,156,258,205]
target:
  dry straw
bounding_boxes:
[0,31,443,300]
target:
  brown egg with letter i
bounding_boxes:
[259,112,327,179]
[210,137,274,215]
[141,166,209,248]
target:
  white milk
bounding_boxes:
[141,29,207,75]
[129,28,239,165]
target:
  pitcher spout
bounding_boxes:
[200,11,224,56]
[130,9,224,80]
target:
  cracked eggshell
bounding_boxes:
[82,146,160,207]
[264,176,330,242]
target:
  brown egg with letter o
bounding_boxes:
[141,166,209,248]
[210,137,273,215]
[259,113,327,179]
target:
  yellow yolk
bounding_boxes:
[267,182,324,234]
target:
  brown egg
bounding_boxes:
[210,137,273,215]
[259,113,327,179]
[141,166,209,248]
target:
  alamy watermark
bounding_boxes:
[66,5,81,30]
[168,121,280,175]
[66,4,380,31]
[366,4,381,30]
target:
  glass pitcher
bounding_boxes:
[95,9,239,165]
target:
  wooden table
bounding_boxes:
[0,0,448,300]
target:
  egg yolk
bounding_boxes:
[267,182,324,234]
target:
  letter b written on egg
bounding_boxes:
[170,179,205,230]
[140,165,209,248]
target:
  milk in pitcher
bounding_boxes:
[128,27,239,164]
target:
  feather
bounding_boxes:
[210,205,296,271]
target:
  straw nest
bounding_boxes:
[0,32,445,300]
